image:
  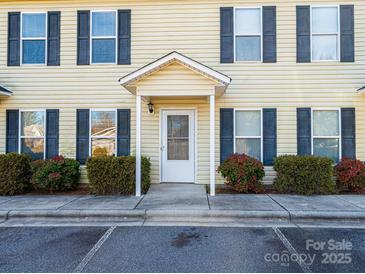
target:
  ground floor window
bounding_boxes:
[20,110,46,160]
[234,109,262,160]
[90,109,117,157]
[312,109,341,162]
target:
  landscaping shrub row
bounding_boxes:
[0,153,32,195]
[218,154,265,193]
[31,156,81,193]
[0,153,81,195]
[0,153,151,196]
[219,154,365,195]
[86,156,151,195]
[273,155,336,195]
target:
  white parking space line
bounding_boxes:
[273,227,312,273]
[73,226,116,273]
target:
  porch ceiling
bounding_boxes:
[118,51,231,97]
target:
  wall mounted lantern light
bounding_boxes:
[147,102,154,114]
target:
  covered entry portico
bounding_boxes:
[119,52,231,196]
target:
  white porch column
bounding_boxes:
[136,95,142,197]
[209,94,215,196]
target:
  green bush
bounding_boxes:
[218,154,265,193]
[0,153,32,195]
[30,159,47,186]
[273,155,336,195]
[86,156,151,195]
[32,156,81,192]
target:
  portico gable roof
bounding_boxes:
[0,85,12,97]
[358,86,365,94]
[118,51,231,96]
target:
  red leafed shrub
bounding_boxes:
[31,156,80,193]
[336,158,365,192]
[51,155,66,164]
[218,154,265,193]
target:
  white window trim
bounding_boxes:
[233,108,263,161]
[18,109,47,159]
[90,10,118,65]
[233,6,263,63]
[89,109,118,157]
[310,5,341,62]
[311,108,342,161]
[20,12,48,66]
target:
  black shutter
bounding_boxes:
[76,109,90,164]
[77,11,90,65]
[341,108,356,159]
[296,6,311,63]
[220,7,234,63]
[117,109,130,156]
[6,110,19,153]
[340,5,355,62]
[297,108,311,155]
[220,108,234,163]
[46,109,59,159]
[47,12,61,66]
[263,108,277,165]
[263,6,277,63]
[118,10,131,65]
[8,12,20,66]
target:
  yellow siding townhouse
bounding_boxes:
[0,0,364,196]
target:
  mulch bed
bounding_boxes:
[208,184,365,195]
[210,185,280,195]
[23,184,365,196]
[25,184,91,195]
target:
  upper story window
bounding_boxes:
[21,13,47,64]
[20,110,46,159]
[91,11,117,64]
[90,110,117,156]
[312,109,340,162]
[234,109,262,160]
[234,8,262,62]
[311,6,340,61]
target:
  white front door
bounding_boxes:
[161,110,195,183]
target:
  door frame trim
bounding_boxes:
[159,108,197,183]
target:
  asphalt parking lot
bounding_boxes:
[0,226,364,273]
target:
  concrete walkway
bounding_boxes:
[137,184,209,210]
[0,184,365,227]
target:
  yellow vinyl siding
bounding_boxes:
[0,0,364,185]
[135,63,218,97]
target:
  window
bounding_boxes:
[21,13,47,64]
[91,11,117,64]
[311,6,339,61]
[90,110,116,156]
[167,115,189,160]
[20,110,45,160]
[235,8,262,61]
[312,109,341,162]
[234,110,262,160]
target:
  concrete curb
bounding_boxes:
[290,211,365,221]
[0,211,9,222]
[145,210,291,225]
[2,209,365,225]
[7,209,146,222]
[146,209,289,219]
